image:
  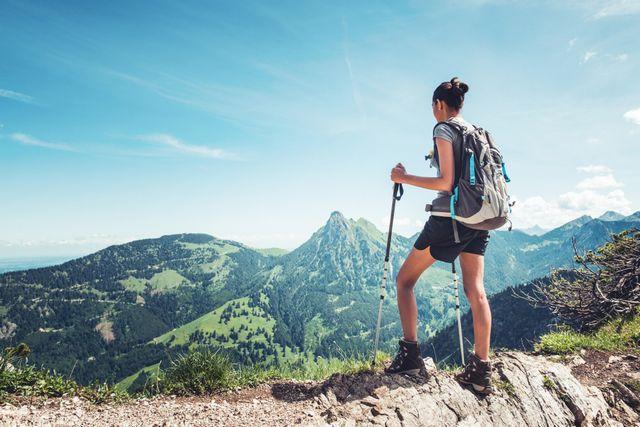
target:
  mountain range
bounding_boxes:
[515,210,628,236]
[0,210,638,388]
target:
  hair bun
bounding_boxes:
[433,77,468,110]
[449,77,469,94]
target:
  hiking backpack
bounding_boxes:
[426,121,514,242]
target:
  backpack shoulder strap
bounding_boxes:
[431,120,469,189]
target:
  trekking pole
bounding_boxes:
[372,183,403,365]
[452,262,465,366]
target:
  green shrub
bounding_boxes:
[0,365,77,399]
[0,343,126,403]
[0,366,127,403]
[530,229,640,332]
[161,349,234,395]
[0,343,77,400]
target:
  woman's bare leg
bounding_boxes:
[459,252,491,360]
[396,247,437,342]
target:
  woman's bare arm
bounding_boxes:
[390,138,455,193]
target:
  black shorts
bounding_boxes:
[413,216,490,263]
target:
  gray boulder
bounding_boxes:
[316,352,622,426]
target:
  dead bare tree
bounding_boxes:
[521,228,640,332]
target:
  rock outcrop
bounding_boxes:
[316,352,621,426]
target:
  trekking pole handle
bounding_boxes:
[393,183,404,201]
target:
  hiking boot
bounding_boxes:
[384,339,426,376]
[455,353,494,394]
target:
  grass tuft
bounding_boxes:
[495,379,516,398]
[542,375,556,391]
[536,312,640,355]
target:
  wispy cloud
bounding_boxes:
[512,165,631,229]
[568,38,578,49]
[379,216,422,237]
[226,232,300,249]
[108,68,376,137]
[0,234,151,258]
[512,188,631,229]
[575,174,623,190]
[7,131,235,159]
[557,188,630,213]
[591,0,640,19]
[0,89,37,105]
[342,17,366,124]
[623,107,640,125]
[135,133,233,159]
[9,133,74,151]
[443,1,640,21]
[109,70,294,131]
[1,234,140,248]
[577,164,612,174]
[581,51,597,63]
[580,50,628,64]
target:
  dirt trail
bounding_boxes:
[0,382,326,426]
[1,351,638,426]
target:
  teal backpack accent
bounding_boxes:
[469,154,476,185]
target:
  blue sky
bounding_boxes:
[1,0,639,256]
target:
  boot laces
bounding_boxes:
[390,347,409,369]
[461,355,489,379]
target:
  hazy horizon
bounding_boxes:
[1,207,635,260]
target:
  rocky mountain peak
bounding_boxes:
[314,211,353,245]
[544,215,594,239]
[325,211,349,229]
[570,214,594,226]
[519,224,548,236]
[624,211,640,222]
[598,211,626,222]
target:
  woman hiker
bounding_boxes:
[387,77,494,394]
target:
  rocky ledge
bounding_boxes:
[1,351,638,426]
[316,351,623,426]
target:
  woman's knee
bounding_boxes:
[396,272,417,291]
[395,247,435,292]
[463,282,488,304]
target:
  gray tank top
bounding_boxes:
[430,116,473,198]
